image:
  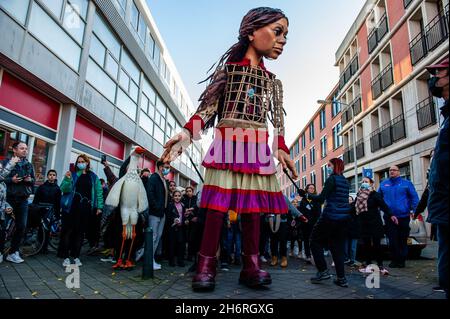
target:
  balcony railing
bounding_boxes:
[368,28,378,54]
[371,63,393,100]
[340,96,362,126]
[410,32,428,65]
[409,4,449,66]
[370,114,406,153]
[404,0,413,8]
[416,96,437,130]
[377,14,389,43]
[367,14,389,54]
[343,139,365,165]
[339,55,359,90]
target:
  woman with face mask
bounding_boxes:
[354,177,392,275]
[58,154,104,267]
[298,158,352,288]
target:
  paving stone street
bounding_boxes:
[0,242,446,300]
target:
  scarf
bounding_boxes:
[355,189,371,215]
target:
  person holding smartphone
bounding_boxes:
[2,142,35,264]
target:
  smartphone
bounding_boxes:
[69,163,75,173]
[101,154,107,164]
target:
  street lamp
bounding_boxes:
[317,99,358,192]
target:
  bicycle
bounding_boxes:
[2,203,61,257]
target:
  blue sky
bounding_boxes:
[146,0,365,146]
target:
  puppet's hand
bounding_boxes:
[161,130,191,163]
[276,150,298,180]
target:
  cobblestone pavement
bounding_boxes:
[0,242,446,300]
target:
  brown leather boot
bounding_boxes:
[239,254,272,288]
[280,256,288,268]
[270,256,278,266]
[192,254,217,291]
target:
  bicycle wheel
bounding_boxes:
[20,225,46,257]
[48,220,61,250]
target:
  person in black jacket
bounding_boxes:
[354,177,392,275]
[182,186,199,262]
[298,184,322,262]
[300,158,351,288]
[166,190,186,267]
[32,169,61,254]
[146,160,170,270]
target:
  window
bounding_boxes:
[93,12,121,60]
[40,0,63,18]
[310,171,316,186]
[309,122,315,141]
[320,108,326,130]
[86,58,117,102]
[121,49,140,83]
[302,176,307,188]
[116,88,137,120]
[0,0,30,24]
[332,92,341,117]
[139,112,154,135]
[146,32,155,60]
[295,140,300,156]
[295,160,300,175]
[332,123,343,149]
[301,133,306,150]
[301,154,307,172]
[321,165,328,187]
[29,2,82,70]
[320,136,327,158]
[130,1,139,31]
[290,148,294,160]
[310,146,316,165]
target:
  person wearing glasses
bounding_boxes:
[378,165,419,268]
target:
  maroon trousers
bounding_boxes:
[199,211,260,257]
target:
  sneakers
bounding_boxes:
[74,258,82,266]
[259,256,268,263]
[0,253,3,264]
[310,270,331,283]
[153,260,162,270]
[135,247,144,262]
[334,277,349,288]
[331,261,335,267]
[100,256,116,263]
[62,258,71,267]
[220,263,230,271]
[432,286,446,293]
[6,251,24,264]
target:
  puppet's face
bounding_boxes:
[249,18,288,60]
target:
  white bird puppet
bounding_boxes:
[105,146,148,269]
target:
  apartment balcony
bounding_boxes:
[343,139,365,165]
[371,63,393,100]
[367,14,389,54]
[410,4,449,66]
[370,114,406,153]
[340,96,361,126]
[338,55,359,90]
[416,96,437,130]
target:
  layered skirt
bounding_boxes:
[199,127,287,214]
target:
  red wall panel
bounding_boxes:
[74,116,101,149]
[101,131,125,160]
[387,0,405,28]
[357,24,369,66]
[0,72,60,130]
[391,23,413,84]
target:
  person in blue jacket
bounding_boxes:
[378,165,419,268]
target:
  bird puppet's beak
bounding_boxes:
[135,146,146,155]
